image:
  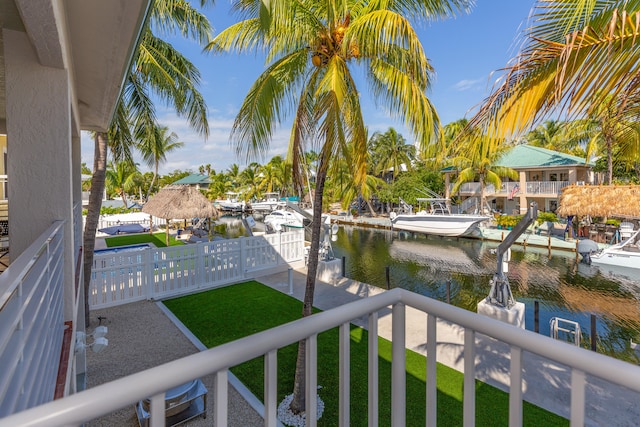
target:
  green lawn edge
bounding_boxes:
[104,232,185,248]
[163,281,567,427]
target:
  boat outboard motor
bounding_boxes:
[577,239,599,265]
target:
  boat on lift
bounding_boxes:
[263,208,305,232]
[250,192,285,213]
[390,190,490,237]
[589,226,640,270]
[217,192,246,213]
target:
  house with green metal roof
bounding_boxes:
[443,144,595,215]
[172,173,211,190]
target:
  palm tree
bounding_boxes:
[105,161,141,207]
[138,125,184,200]
[563,95,640,184]
[83,0,213,325]
[471,1,640,174]
[209,0,470,414]
[370,127,415,180]
[450,129,518,212]
[525,120,566,150]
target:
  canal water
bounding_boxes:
[217,214,640,363]
[328,225,640,363]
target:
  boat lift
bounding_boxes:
[487,202,538,308]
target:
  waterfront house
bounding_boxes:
[172,173,211,191]
[2,2,640,426]
[445,144,595,215]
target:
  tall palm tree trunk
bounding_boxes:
[83,132,108,327]
[290,161,327,414]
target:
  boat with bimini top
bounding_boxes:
[390,190,490,237]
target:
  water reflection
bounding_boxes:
[330,225,640,362]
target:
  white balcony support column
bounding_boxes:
[149,392,165,427]
[463,329,476,427]
[518,171,527,214]
[570,369,586,427]
[264,350,278,427]
[215,369,228,426]
[426,314,437,427]
[368,311,379,427]
[4,28,75,322]
[509,345,523,427]
[391,302,406,427]
[305,333,318,427]
[339,322,350,427]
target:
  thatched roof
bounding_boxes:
[558,185,640,218]
[142,185,218,219]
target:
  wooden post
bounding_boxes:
[534,301,539,333]
[591,314,597,352]
[385,266,390,290]
[575,239,580,262]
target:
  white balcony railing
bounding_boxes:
[456,181,570,196]
[0,221,66,418]
[2,286,640,426]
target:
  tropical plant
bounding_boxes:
[105,161,140,207]
[369,127,415,180]
[208,0,470,414]
[562,95,640,184]
[471,1,640,179]
[525,120,569,151]
[450,129,518,212]
[83,0,213,325]
[138,125,184,200]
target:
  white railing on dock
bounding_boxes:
[3,287,640,427]
[0,221,66,418]
[89,230,305,309]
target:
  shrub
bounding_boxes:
[537,211,558,225]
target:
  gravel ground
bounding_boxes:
[85,300,264,426]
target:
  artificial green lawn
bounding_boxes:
[163,281,567,427]
[105,232,185,248]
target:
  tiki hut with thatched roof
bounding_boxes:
[142,185,218,245]
[558,185,640,218]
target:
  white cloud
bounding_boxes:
[453,78,484,92]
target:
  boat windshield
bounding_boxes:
[416,198,451,215]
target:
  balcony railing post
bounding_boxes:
[339,322,350,427]
[391,302,406,427]
[463,329,476,427]
[368,311,379,427]
[265,350,278,427]
[509,346,523,426]
[426,314,437,427]
[215,369,229,426]
[305,333,318,427]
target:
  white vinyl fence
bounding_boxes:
[89,230,305,309]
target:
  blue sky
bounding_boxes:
[81,1,535,175]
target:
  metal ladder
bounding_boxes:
[550,317,582,346]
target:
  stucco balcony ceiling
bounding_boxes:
[0,0,151,133]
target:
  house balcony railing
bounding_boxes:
[0,221,66,418]
[3,282,640,425]
[456,181,571,197]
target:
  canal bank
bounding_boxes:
[329,214,609,254]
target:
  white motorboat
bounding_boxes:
[590,226,640,270]
[217,192,246,212]
[250,192,285,213]
[390,196,490,237]
[263,208,304,232]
